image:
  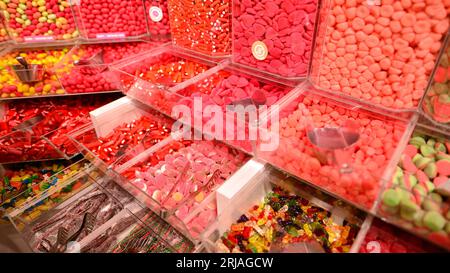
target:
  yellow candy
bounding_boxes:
[27,209,42,221]
[38,17,47,23]
[43,84,52,92]
[61,1,69,8]
[38,6,46,12]
[55,89,64,94]
[18,3,26,10]
[19,0,28,3]
[29,87,35,94]
[37,0,45,6]
[15,18,24,24]
[195,191,204,203]
[0,2,6,10]
[62,33,72,40]
[32,1,38,7]
[71,30,79,38]
[172,192,184,202]
[48,14,56,20]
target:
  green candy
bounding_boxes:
[420,145,436,158]
[436,152,450,161]
[400,199,420,221]
[413,210,425,227]
[424,163,437,179]
[410,136,426,148]
[430,193,443,203]
[382,189,400,207]
[425,181,435,192]
[422,199,440,212]
[427,139,436,147]
[415,157,432,169]
[423,211,446,231]
[412,154,423,164]
[434,142,447,153]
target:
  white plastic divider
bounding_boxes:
[90,96,146,138]
[215,159,266,216]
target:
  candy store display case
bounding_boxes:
[109,45,224,116]
[166,0,231,57]
[419,32,450,133]
[201,164,371,253]
[112,132,249,242]
[144,0,171,41]
[0,0,79,44]
[232,0,321,80]
[67,97,175,171]
[254,82,416,211]
[71,0,150,42]
[163,62,301,154]
[377,124,450,251]
[310,0,450,113]
[359,217,443,253]
[0,46,70,99]
[6,171,143,253]
[0,158,76,216]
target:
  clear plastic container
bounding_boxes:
[0,47,69,99]
[113,135,249,241]
[166,0,231,56]
[144,0,171,41]
[0,159,74,216]
[310,0,450,112]
[1,0,79,43]
[359,218,443,253]
[420,34,450,131]
[232,0,320,79]
[377,126,450,251]
[169,62,299,153]
[201,165,370,253]
[255,83,416,210]
[67,97,175,169]
[72,0,149,41]
[109,45,221,115]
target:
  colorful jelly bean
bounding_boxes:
[0,48,68,98]
[75,0,148,39]
[311,0,450,110]
[233,0,319,78]
[380,132,450,250]
[0,0,78,42]
[167,0,231,56]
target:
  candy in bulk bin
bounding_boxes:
[167,0,231,56]
[0,160,69,212]
[73,0,148,40]
[422,36,450,125]
[144,0,170,40]
[359,218,442,253]
[379,130,450,250]
[0,0,78,42]
[53,42,159,94]
[0,17,10,43]
[110,46,219,115]
[174,64,295,152]
[4,160,94,227]
[256,84,412,209]
[202,168,366,253]
[310,0,450,110]
[116,138,248,239]
[232,0,320,79]
[0,48,68,98]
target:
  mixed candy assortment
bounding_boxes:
[0,0,78,42]
[217,186,360,253]
[380,132,450,249]
[422,39,450,124]
[0,48,68,98]
[311,0,450,110]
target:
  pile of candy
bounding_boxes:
[4,162,93,224]
[311,0,450,109]
[258,92,406,208]
[0,48,68,98]
[74,113,174,166]
[217,186,359,253]
[360,218,441,253]
[144,0,171,39]
[75,0,148,39]
[167,0,231,55]
[0,161,67,210]
[0,0,78,42]
[422,41,450,124]
[0,20,9,42]
[233,0,319,78]
[381,132,450,248]
[124,141,247,214]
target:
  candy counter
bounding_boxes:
[0,0,449,254]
